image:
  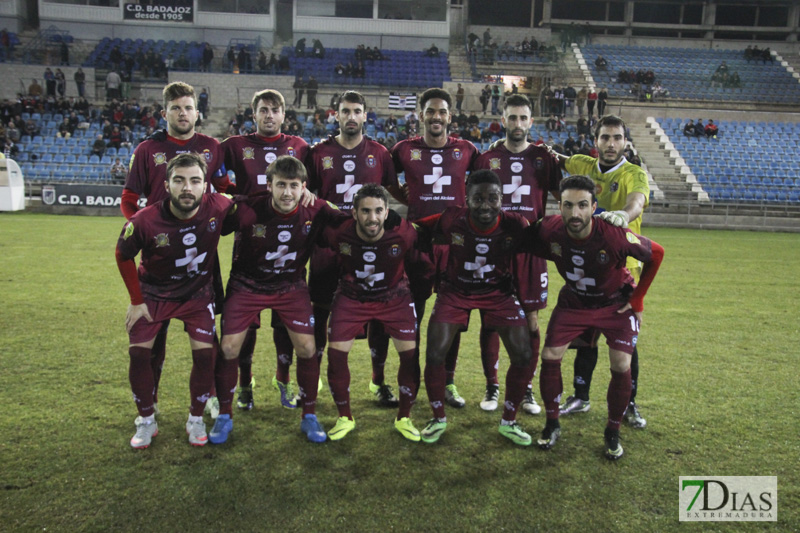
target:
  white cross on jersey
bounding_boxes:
[336,175,362,202]
[356,264,385,286]
[464,255,495,279]
[566,267,596,290]
[175,247,207,274]
[424,167,451,194]
[266,245,297,269]
[503,175,531,203]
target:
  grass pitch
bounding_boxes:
[0,213,797,532]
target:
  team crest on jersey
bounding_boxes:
[610,182,619,193]
[502,236,514,250]
[339,243,351,255]
[489,158,501,170]
[322,156,334,170]
[550,242,562,256]
[153,152,167,166]
[452,233,464,246]
[252,224,267,238]
[390,244,401,256]
[535,157,544,169]
[410,149,422,161]
[366,154,376,168]
[122,221,134,240]
[452,148,462,160]
[155,233,169,247]
[242,147,255,160]
[202,149,213,162]
[597,249,610,265]
[287,147,296,157]
[626,233,641,245]
[596,184,603,195]
[208,217,217,232]
[304,221,313,234]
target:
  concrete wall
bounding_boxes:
[166,71,294,108]
[0,63,97,100]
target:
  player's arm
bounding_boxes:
[120,189,140,220]
[617,240,665,321]
[115,240,152,333]
[210,164,236,194]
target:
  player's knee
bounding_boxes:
[220,337,242,360]
[294,339,317,359]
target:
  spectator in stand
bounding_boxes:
[226,46,236,72]
[545,114,558,132]
[491,85,501,115]
[108,125,122,149]
[312,39,325,59]
[295,38,306,58]
[564,85,577,117]
[488,118,502,138]
[312,116,326,137]
[704,120,719,139]
[28,79,43,98]
[292,76,305,107]
[595,55,608,71]
[480,85,490,114]
[44,68,56,97]
[587,88,598,117]
[576,87,587,117]
[278,53,290,72]
[384,113,397,134]
[576,116,591,137]
[366,107,377,125]
[744,45,754,61]
[761,47,774,63]
[715,61,728,75]
[106,69,121,100]
[202,43,214,72]
[60,41,70,66]
[426,43,439,57]
[306,76,318,109]
[120,125,134,149]
[197,88,209,118]
[354,61,365,79]
[6,121,20,143]
[694,119,705,138]
[597,87,608,116]
[467,122,481,142]
[74,68,86,98]
[91,134,106,157]
[334,62,346,77]
[57,117,74,138]
[110,157,127,182]
[467,110,480,128]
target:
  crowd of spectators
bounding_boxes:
[744,45,774,64]
[710,61,742,89]
[467,28,557,64]
[683,118,720,139]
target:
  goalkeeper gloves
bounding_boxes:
[598,210,630,228]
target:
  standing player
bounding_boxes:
[553,115,651,428]
[390,87,479,408]
[322,184,424,442]
[121,81,225,419]
[416,170,533,446]
[526,175,663,459]
[213,156,347,444]
[306,90,404,408]
[473,94,562,414]
[219,89,310,411]
[116,153,235,448]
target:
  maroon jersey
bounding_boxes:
[474,143,561,222]
[116,194,234,302]
[429,207,529,296]
[221,133,309,195]
[323,219,419,301]
[224,196,347,293]
[390,136,478,222]
[125,132,224,205]
[528,216,655,309]
[306,137,396,211]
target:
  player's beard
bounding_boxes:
[426,120,446,137]
[170,118,194,137]
[565,215,591,237]
[259,120,280,136]
[509,128,528,143]
[171,192,201,214]
[357,220,384,241]
[599,150,622,166]
[342,121,361,136]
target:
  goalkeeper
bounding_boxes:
[552,115,651,429]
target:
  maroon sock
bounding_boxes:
[396,348,417,419]
[189,348,214,417]
[368,321,390,385]
[424,362,447,419]
[215,355,239,416]
[501,363,529,422]
[296,356,320,416]
[150,324,168,403]
[273,326,294,384]
[525,329,541,386]
[129,346,155,417]
[209,336,219,397]
[444,332,460,384]
[539,359,563,421]
[326,347,352,419]
[607,368,632,431]
[238,326,257,388]
[313,305,330,364]
[480,326,500,386]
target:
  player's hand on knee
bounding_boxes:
[616,302,642,324]
[126,303,153,333]
[598,210,630,228]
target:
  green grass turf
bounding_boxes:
[0,213,797,532]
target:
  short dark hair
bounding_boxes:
[163,81,196,110]
[339,90,366,108]
[353,183,388,209]
[466,169,501,190]
[594,115,627,140]
[266,155,307,183]
[559,174,596,202]
[419,87,452,111]
[167,152,207,181]
[504,94,532,112]
[251,89,285,113]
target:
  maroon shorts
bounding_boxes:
[328,292,417,342]
[129,297,215,345]
[545,305,640,355]
[308,246,340,306]
[429,289,527,329]
[222,285,315,336]
[513,252,549,313]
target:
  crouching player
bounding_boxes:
[116,153,235,448]
[416,170,534,446]
[527,175,664,460]
[322,184,427,442]
[214,156,348,444]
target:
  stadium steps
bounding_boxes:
[631,120,699,203]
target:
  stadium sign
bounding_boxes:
[124,1,194,23]
[42,184,123,208]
